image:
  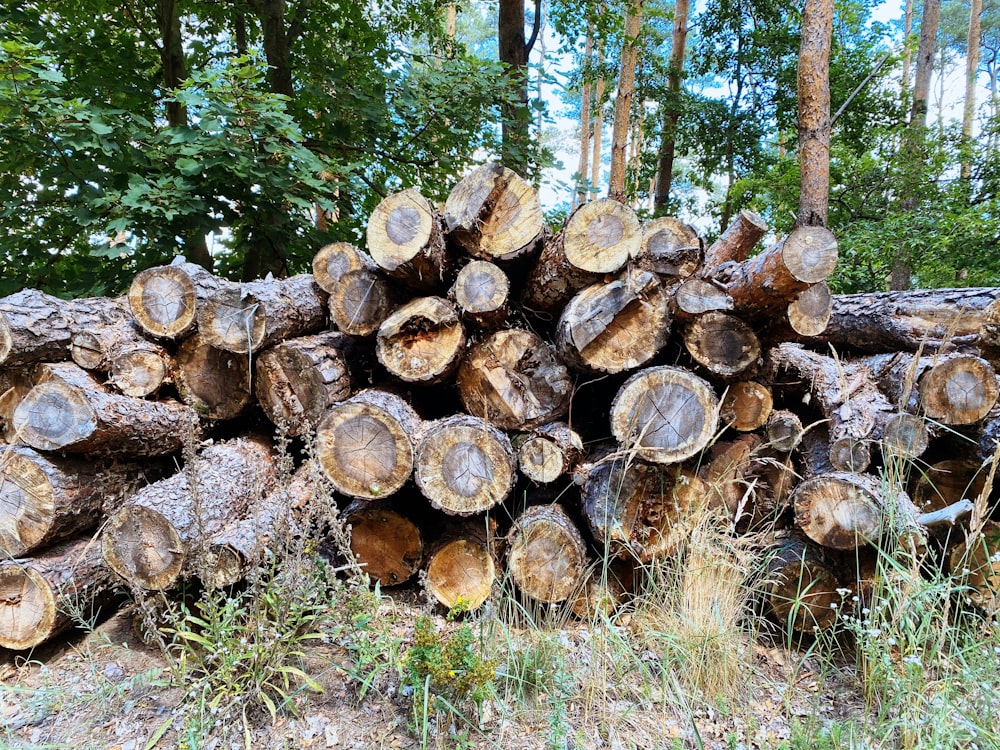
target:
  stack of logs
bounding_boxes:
[2,161,999,652]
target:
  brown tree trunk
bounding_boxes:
[556,268,671,374]
[0,446,157,557]
[102,436,278,591]
[0,536,117,650]
[315,389,422,501]
[608,0,643,202]
[796,0,834,227]
[962,0,983,180]
[254,330,353,435]
[414,415,516,515]
[498,0,539,172]
[174,334,252,420]
[653,0,689,212]
[197,274,328,354]
[702,209,768,271]
[376,297,466,384]
[13,363,199,456]
[456,328,571,430]
[443,163,545,263]
[610,365,719,464]
[506,504,588,604]
[366,189,450,293]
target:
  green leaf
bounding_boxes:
[175,157,201,176]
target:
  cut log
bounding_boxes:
[638,216,701,278]
[345,499,424,586]
[376,297,466,385]
[702,209,768,271]
[785,281,833,338]
[456,328,572,430]
[0,290,129,368]
[720,381,773,432]
[0,536,116,650]
[556,268,672,374]
[672,278,734,321]
[197,462,314,589]
[610,365,719,465]
[725,225,838,317]
[175,335,252,420]
[443,163,545,263]
[0,445,155,557]
[328,268,400,337]
[12,363,199,455]
[765,409,805,452]
[506,504,588,604]
[912,459,987,516]
[793,287,1000,353]
[880,411,929,460]
[102,436,278,591]
[254,330,353,435]
[414,414,515,515]
[769,343,893,472]
[868,351,999,425]
[424,522,497,610]
[580,453,708,560]
[793,471,892,550]
[516,422,584,484]
[763,533,842,633]
[569,558,634,619]
[71,319,173,397]
[449,260,510,329]
[0,369,33,443]
[684,311,761,378]
[950,521,1000,614]
[703,434,763,527]
[366,188,449,292]
[128,260,227,339]
[197,274,328,354]
[312,242,376,294]
[315,389,422,501]
[521,199,641,315]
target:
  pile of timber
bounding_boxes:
[2,162,1000,652]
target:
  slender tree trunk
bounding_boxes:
[962,0,983,180]
[591,51,606,192]
[653,0,689,213]
[891,0,941,291]
[901,0,915,103]
[797,0,834,227]
[608,0,644,202]
[576,32,594,206]
[499,0,540,173]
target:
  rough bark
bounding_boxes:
[366,189,449,293]
[315,389,422,501]
[0,445,156,557]
[444,163,545,262]
[254,331,353,434]
[174,335,252,420]
[376,297,466,385]
[0,536,116,650]
[724,226,838,317]
[607,0,643,202]
[414,415,515,516]
[683,311,761,379]
[506,503,587,604]
[456,328,571,430]
[652,0,689,212]
[449,260,510,330]
[345,499,424,587]
[556,268,671,374]
[0,290,128,368]
[796,0,834,227]
[197,274,328,354]
[128,261,227,339]
[521,199,642,315]
[638,216,701,278]
[102,436,278,591]
[516,421,584,485]
[12,363,199,456]
[71,318,173,398]
[328,268,400,337]
[702,209,768,271]
[610,365,719,465]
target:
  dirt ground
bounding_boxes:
[0,597,868,750]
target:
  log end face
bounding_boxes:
[0,450,55,557]
[111,351,169,398]
[507,505,587,604]
[103,505,184,591]
[312,242,365,293]
[129,267,197,338]
[564,200,641,273]
[0,564,55,650]
[426,538,495,610]
[348,507,424,586]
[784,226,838,283]
[376,297,465,384]
[367,189,434,270]
[199,290,266,354]
[13,381,97,451]
[517,436,564,484]
[199,546,246,589]
[0,314,12,365]
[920,356,999,425]
[793,475,881,550]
